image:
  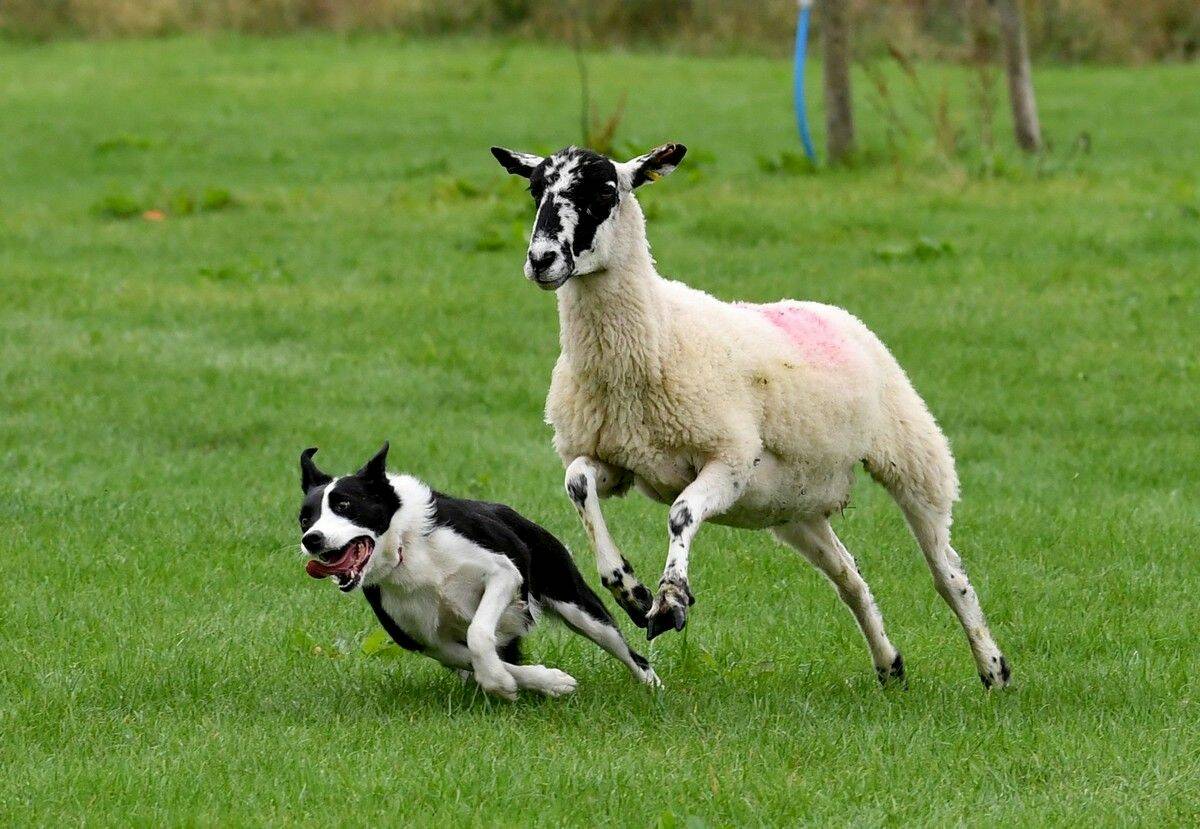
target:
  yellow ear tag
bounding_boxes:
[646,170,662,181]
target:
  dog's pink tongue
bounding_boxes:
[305,544,356,579]
[305,559,332,579]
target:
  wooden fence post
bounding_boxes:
[822,0,855,163]
[993,0,1042,152]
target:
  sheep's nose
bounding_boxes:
[528,250,557,274]
[302,531,326,553]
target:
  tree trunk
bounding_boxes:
[822,0,855,163]
[992,0,1042,152]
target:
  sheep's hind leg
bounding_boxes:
[900,502,1010,689]
[647,460,746,641]
[773,519,905,686]
[565,457,654,628]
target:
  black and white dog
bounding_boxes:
[297,443,659,698]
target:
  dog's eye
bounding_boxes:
[334,500,351,513]
[299,515,311,529]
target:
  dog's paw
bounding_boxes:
[475,666,518,701]
[529,667,578,698]
[639,667,663,689]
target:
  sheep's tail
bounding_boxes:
[863,373,960,517]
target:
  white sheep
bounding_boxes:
[491,143,1010,688]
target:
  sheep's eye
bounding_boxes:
[590,196,615,215]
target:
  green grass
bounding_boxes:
[1,35,1198,826]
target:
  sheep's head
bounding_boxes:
[490,143,686,289]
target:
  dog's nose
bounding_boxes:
[302,531,326,553]
[528,250,557,275]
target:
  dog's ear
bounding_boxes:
[357,442,389,480]
[300,447,331,492]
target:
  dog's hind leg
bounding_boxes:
[495,637,578,696]
[428,642,577,697]
[545,596,661,688]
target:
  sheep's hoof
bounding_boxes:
[646,581,692,641]
[875,653,907,689]
[979,654,1012,689]
[600,559,654,629]
[612,583,654,629]
[646,604,687,640]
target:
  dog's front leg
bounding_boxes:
[465,570,522,700]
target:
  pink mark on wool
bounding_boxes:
[739,302,847,365]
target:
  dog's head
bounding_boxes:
[297,443,401,593]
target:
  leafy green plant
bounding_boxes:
[971,62,999,168]
[169,190,197,216]
[433,176,484,202]
[360,628,407,661]
[886,42,960,160]
[860,57,909,178]
[92,189,144,219]
[198,257,295,284]
[286,627,349,659]
[200,187,235,212]
[398,157,449,178]
[873,236,956,262]
[462,220,526,252]
[93,134,152,154]
[756,151,817,176]
[94,185,237,220]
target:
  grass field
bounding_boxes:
[1,35,1198,826]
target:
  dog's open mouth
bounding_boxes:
[305,536,374,592]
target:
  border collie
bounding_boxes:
[297,443,659,698]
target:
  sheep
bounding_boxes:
[490,142,1010,688]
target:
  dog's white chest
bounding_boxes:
[373,531,531,649]
[377,582,444,646]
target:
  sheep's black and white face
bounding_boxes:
[490,143,686,290]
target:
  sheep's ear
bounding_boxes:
[490,147,543,178]
[356,442,389,480]
[623,143,687,188]
[300,447,331,492]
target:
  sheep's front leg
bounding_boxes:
[647,460,747,641]
[565,457,654,628]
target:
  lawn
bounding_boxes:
[1,35,1197,826]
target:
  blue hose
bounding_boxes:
[794,2,817,162]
